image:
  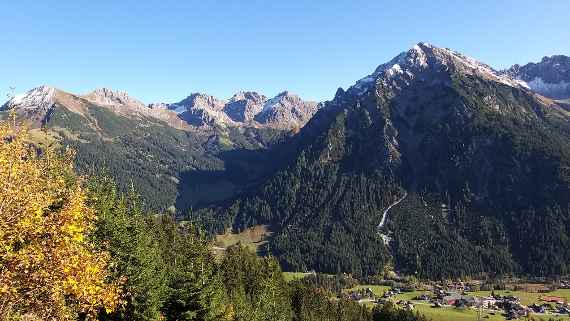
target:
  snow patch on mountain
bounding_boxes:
[350,42,529,97]
[2,85,56,112]
[525,77,570,98]
[261,92,288,113]
[502,55,570,99]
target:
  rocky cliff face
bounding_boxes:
[163,91,319,129]
[504,55,570,100]
[169,93,231,126]
[83,88,147,109]
[224,91,267,122]
[254,91,320,129]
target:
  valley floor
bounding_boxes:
[343,284,570,320]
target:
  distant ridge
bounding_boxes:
[3,86,319,130]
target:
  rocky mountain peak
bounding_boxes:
[229,91,266,103]
[84,87,147,109]
[169,93,229,126]
[1,85,57,112]
[401,43,527,87]
[0,85,60,126]
[176,93,226,112]
[262,91,301,111]
[540,55,570,67]
[166,90,318,128]
[503,55,570,100]
[225,91,267,122]
[255,91,319,129]
[352,43,527,97]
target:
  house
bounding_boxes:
[454,296,479,308]
[383,290,395,298]
[506,311,520,320]
[376,298,390,305]
[442,293,462,306]
[529,304,546,314]
[350,292,362,301]
[542,296,565,304]
[506,307,528,320]
[481,297,498,309]
[432,302,442,308]
[558,307,570,314]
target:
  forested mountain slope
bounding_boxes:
[201,43,570,279]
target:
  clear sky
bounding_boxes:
[1,0,569,104]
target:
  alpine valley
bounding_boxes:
[1,86,320,212]
[3,43,570,280]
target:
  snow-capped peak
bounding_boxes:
[261,91,296,113]
[351,43,529,96]
[2,85,57,112]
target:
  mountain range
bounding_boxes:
[3,43,570,279]
[1,86,318,212]
[3,86,320,130]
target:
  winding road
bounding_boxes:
[377,191,408,229]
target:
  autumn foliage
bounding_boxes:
[0,118,121,320]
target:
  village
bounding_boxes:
[344,280,570,320]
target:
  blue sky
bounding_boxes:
[1,0,569,103]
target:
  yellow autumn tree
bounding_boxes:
[0,117,122,320]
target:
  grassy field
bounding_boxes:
[345,285,429,302]
[469,289,570,306]
[393,291,429,302]
[414,304,503,321]
[345,285,391,296]
[283,272,314,282]
[348,284,570,306]
[414,304,570,321]
[213,224,272,255]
